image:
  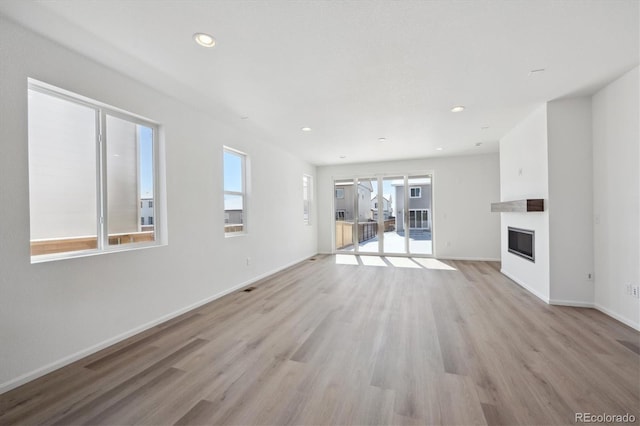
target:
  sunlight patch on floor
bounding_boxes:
[386,257,421,268]
[335,254,359,265]
[360,256,388,267]
[412,258,457,271]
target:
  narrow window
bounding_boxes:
[27,80,161,261]
[106,114,156,247]
[223,147,246,235]
[303,174,312,225]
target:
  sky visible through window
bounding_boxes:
[224,151,243,192]
[224,150,244,211]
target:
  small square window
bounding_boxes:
[410,187,421,198]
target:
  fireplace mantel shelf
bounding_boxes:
[491,199,544,212]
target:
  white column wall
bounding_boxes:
[592,66,640,329]
[499,105,550,301]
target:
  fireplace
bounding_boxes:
[508,227,535,262]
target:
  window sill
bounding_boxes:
[225,232,247,238]
[30,241,166,264]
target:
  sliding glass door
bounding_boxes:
[407,175,432,255]
[357,178,380,253]
[334,180,356,251]
[334,174,433,256]
[383,176,406,254]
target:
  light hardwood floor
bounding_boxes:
[1,255,639,425]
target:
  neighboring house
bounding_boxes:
[335,181,373,221]
[140,198,154,230]
[224,195,244,225]
[224,210,243,225]
[371,193,392,220]
[392,178,431,232]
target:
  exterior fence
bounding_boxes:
[30,231,155,256]
[335,219,397,250]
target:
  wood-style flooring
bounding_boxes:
[1,255,639,425]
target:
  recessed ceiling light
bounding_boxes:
[378,137,386,142]
[339,155,346,159]
[436,147,443,151]
[301,127,312,132]
[451,105,465,113]
[475,142,483,147]
[193,33,216,48]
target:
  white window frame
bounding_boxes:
[303,174,312,225]
[408,209,430,229]
[410,187,421,198]
[28,79,162,263]
[223,146,247,236]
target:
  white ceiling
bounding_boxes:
[0,0,638,165]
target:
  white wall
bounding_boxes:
[499,105,550,301]
[547,97,594,305]
[317,154,501,260]
[0,18,317,392]
[592,66,640,329]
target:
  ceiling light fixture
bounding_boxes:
[436,147,443,151]
[339,155,346,159]
[451,105,465,113]
[301,127,312,132]
[378,137,386,142]
[193,33,216,48]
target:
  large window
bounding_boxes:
[303,174,312,225]
[223,147,246,235]
[27,79,161,261]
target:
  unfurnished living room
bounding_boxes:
[0,1,638,425]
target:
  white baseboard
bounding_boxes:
[548,299,595,308]
[437,256,501,262]
[0,253,317,395]
[500,269,550,303]
[320,252,500,262]
[594,303,640,331]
